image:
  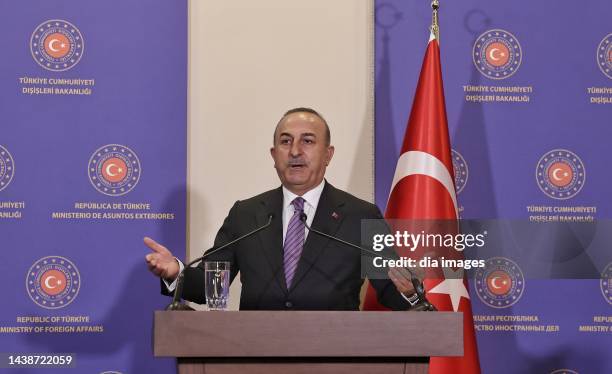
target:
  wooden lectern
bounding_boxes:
[154,311,462,374]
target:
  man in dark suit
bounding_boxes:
[145,108,417,310]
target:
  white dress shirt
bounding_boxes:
[281,179,325,243]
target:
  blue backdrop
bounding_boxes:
[374,1,611,373]
[0,1,186,373]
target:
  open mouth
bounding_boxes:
[288,161,306,169]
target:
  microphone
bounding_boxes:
[299,213,436,311]
[166,213,274,311]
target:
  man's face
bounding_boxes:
[270,112,334,195]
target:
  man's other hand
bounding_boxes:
[388,267,417,296]
[144,237,180,281]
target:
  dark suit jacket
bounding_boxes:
[168,182,411,311]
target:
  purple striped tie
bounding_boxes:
[284,197,305,288]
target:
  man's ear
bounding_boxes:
[326,146,335,165]
[270,147,276,166]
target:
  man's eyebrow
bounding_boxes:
[279,132,317,138]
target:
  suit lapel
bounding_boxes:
[255,187,288,293]
[289,182,345,292]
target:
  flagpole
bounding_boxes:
[431,0,440,41]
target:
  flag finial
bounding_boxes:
[430,0,440,41]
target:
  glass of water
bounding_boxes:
[204,261,230,311]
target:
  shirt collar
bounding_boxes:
[282,179,325,211]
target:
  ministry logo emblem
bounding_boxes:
[0,145,15,192]
[597,33,612,79]
[473,29,522,80]
[451,149,468,194]
[88,144,141,196]
[536,149,585,200]
[30,20,84,71]
[601,262,612,305]
[26,256,80,309]
[475,257,525,308]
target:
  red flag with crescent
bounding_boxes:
[363,31,481,374]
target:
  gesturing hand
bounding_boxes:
[144,237,180,281]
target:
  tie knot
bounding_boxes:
[292,197,305,212]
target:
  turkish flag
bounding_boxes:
[364,32,481,374]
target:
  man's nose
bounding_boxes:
[290,141,302,157]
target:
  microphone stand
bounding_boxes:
[166,214,274,311]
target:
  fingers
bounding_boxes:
[145,253,159,266]
[413,266,425,280]
[147,261,163,277]
[143,237,178,279]
[395,267,413,281]
[389,268,411,287]
[388,268,416,295]
[145,252,168,277]
[143,237,172,256]
[144,244,180,280]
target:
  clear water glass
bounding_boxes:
[204,261,230,311]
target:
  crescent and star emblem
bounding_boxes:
[490,276,502,289]
[551,168,568,181]
[105,163,123,177]
[43,275,61,289]
[489,48,503,61]
[47,38,63,52]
